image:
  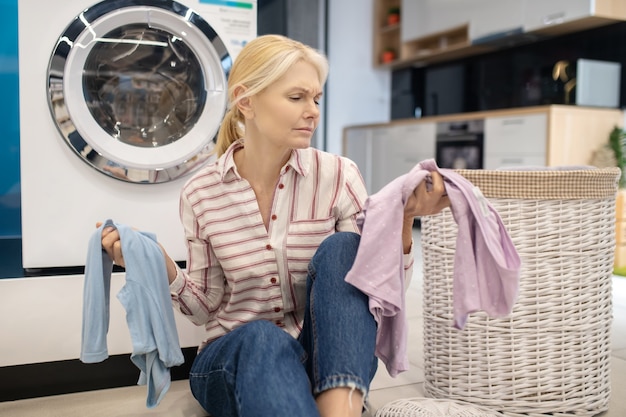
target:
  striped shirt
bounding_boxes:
[169,140,414,351]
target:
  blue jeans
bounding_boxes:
[189,232,378,417]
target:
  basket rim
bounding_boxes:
[453,167,620,199]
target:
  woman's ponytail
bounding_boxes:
[214,107,243,157]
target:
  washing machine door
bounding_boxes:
[47,0,231,183]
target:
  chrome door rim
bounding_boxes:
[47,0,231,183]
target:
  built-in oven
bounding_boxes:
[435,119,484,169]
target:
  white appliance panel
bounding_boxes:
[19,0,257,268]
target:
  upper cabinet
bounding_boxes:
[401,0,472,42]
[524,0,626,34]
[374,0,626,68]
[470,0,525,43]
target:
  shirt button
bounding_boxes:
[271,214,277,221]
[275,320,283,326]
[270,277,277,284]
[285,166,290,171]
[278,183,285,189]
[266,244,272,250]
[274,307,281,313]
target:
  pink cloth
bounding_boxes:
[345,159,521,377]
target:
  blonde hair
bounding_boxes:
[214,34,329,156]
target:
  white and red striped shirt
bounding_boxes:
[169,140,374,350]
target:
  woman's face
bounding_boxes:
[246,60,322,151]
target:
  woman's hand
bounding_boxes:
[401,171,450,254]
[96,221,125,267]
[404,171,450,218]
[96,222,178,283]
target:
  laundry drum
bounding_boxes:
[420,167,620,417]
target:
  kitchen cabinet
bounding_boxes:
[400,0,424,42]
[484,113,547,169]
[401,0,471,42]
[402,0,523,43]
[375,0,626,69]
[343,127,372,189]
[371,123,436,193]
[369,127,395,193]
[524,0,626,34]
[546,106,624,166]
[394,0,479,68]
[343,105,624,179]
[470,0,525,42]
[343,121,436,194]
[375,0,481,68]
[482,106,624,168]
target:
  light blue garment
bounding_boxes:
[81,219,185,408]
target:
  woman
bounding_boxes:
[101,34,449,417]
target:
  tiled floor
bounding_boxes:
[1,230,625,416]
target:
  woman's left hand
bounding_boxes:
[401,171,451,254]
[404,171,450,219]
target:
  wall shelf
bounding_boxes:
[373,0,626,69]
[373,0,402,66]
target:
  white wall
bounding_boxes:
[325,0,391,155]
[0,0,391,367]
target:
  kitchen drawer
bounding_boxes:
[484,154,546,170]
[485,113,548,155]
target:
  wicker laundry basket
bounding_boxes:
[375,397,504,417]
[420,167,620,417]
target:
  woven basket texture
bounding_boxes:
[420,167,620,417]
[375,397,504,417]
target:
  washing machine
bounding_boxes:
[19,0,257,269]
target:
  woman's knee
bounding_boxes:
[314,232,360,264]
[236,320,305,362]
[322,231,360,249]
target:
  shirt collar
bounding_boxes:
[219,139,311,181]
[284,147,309,177]
[219,139,244,181]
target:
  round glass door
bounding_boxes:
[47,0,231,183]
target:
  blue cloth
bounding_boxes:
[81,219,185,408]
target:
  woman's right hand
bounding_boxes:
[96,221,178,283]
[96,221,125,267]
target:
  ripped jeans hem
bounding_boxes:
[313,375,370,410]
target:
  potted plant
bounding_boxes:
[387,7,400,26]
[609,126,626,188]
[381,47,396,64]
